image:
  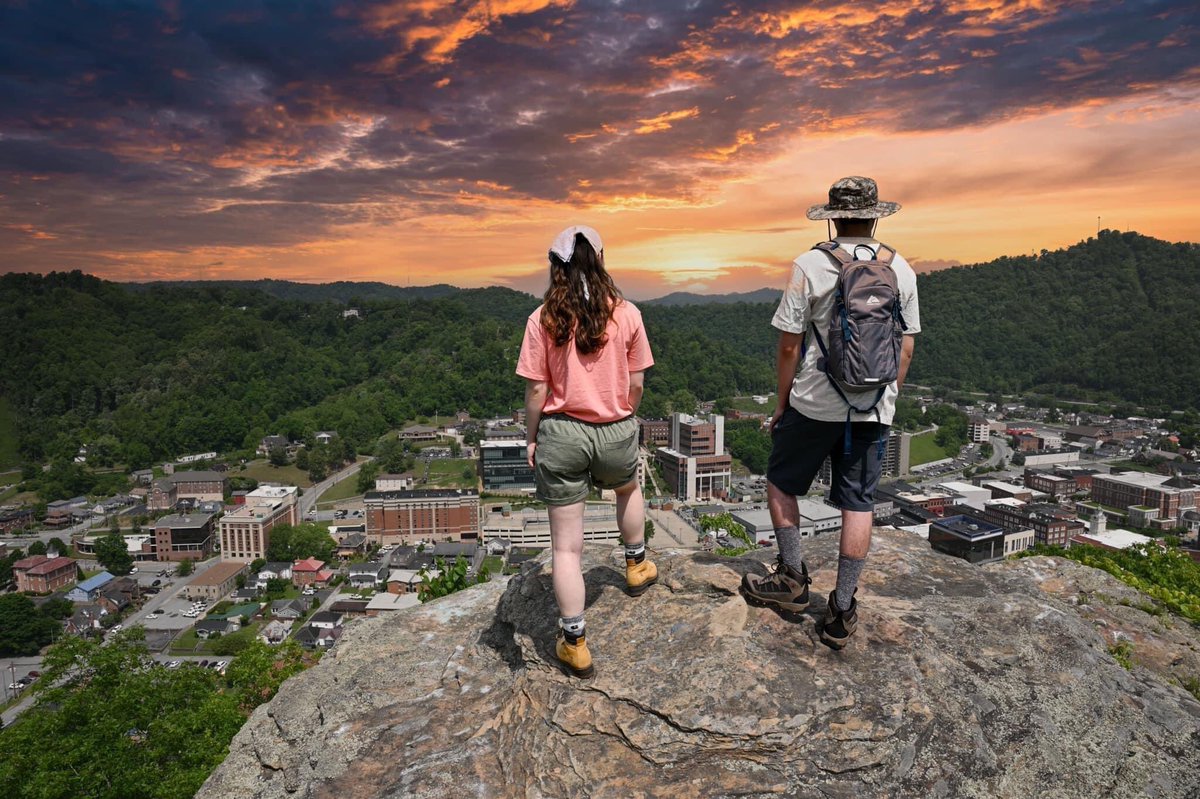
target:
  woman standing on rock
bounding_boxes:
[516,224,657,679]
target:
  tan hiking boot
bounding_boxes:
[556,633,594,679]
[740,556,811,618]
[626,556,658,597]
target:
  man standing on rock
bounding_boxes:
[741,176,920,649]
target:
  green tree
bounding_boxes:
[644,519,656,544]
[95,530,134,576]
[26,540,47,557]
[47,537,67,555]
[177,558,194,577]
[268,446,288,467]
[0,594,59,655]
[222,639,307,713]
[265,523,336,563]
[295,448,310,470]
[418,555,487,602]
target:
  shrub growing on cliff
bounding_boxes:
[418,555,488,602]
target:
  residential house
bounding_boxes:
[400,424,438,442]
[131,469,154,485]
[257,435,289,456]
[348,561,387,589]
[210,602,264,622]
[365,592,421,615]
[270,599,309,620]
[14,555,76,593]
[328,599,370,618]
[308,610,343,631]
[315,431,337,445]
[386,568,435,595]
[96,577,140,615]
[259,619,293,644]
[255,561,293,589]
[293,624,343,649]
[67,572,115,603]
[231,587,260,602]
[0,509,34,534]
[292,557,334,588]
[66,603,107,636]
[195,618,239,640]
[335,532,369,561]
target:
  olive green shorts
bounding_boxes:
[534,415,639,506]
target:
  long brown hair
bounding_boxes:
[540,232,623,355]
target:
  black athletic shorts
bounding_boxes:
[766,406,888,512]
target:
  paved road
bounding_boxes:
[299,457,372,518]
[647,508,702,550]
[983,433,1012,469]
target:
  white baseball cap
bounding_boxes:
[549,225,603,263]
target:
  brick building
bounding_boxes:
[149,479,178,511]
[365,488,480,545]
[169,470,228,503]
[154,512,216,561]
[185,560,248,601]
[972,500,1084,548]
[1091,472,1197,526]
[1023,469,1077,499]
[637,417,671,448]
[13,554,77,593]
[655,412,732,502]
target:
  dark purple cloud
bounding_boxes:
[0,0,1196,267]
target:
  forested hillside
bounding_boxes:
[2,231,1194,470]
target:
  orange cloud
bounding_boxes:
[634,107,700,135]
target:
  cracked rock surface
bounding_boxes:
[196,528,1200,799]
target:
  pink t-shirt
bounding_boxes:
[515,300,655,423]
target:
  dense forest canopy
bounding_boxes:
[1,231,1194,469]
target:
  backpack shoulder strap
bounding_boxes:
[874,242,897,265]
[812,241,852,266]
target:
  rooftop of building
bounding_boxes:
[155,512,216,528]
[169,470,227,483]
[365,488,479,500]
[246,485,298,499]
[1072,528,1155,551]
[188,560,246,586]
[934,515,1004,539]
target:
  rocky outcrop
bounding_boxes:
[197,528,1200,798]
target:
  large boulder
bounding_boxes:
[198,528,1200,798]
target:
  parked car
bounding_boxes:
[27,671,40,678]
[151,579,161,587]
[199,660,209,667]
[166,661,181,669]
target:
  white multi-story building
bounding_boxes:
[220,485,298,562]
[482,504,620,548]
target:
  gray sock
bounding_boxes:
[560,613,585,643]
[835,555,865,612]
[774,525,803,571]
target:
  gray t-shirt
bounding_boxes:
[770,237,921,425]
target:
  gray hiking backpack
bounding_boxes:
[807,240,906,454]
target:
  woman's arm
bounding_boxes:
[628,369,645,415]
[524,379,548,467]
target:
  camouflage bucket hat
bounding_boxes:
[806,176,901,220]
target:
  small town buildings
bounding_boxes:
[637,417,671,448]
[169,470,228,503]
[929,515,1006,564]
[292,557,334,587]
[315,431,338,445]
[366,592,421,614]
[365,488,480,544]
[13,554,76,593]
[148,479,178,511]
[335,532,369,560]
[400,424,439,442]
[270,599,308,620]
[293,623,342,649]
[185,560,248,601]
[348,561,388,589]
[255,561,293,589]
[308,610,343,631]
[328,599,370,617]
[386,569,434,594]
[259,619,293,644]
[0,508,34,534]
[482,503,620,548]
[731,501,842,544]
[375,472,417,491]
[153,512,216,561]
[479,440,534,492]
[67,571,115,603]
[968,416,991,444]
[220,485,299,562]
[66,603,107,635]
[96,577,140,614]
[655,412,733,502]
[257,435,289,456]
[195,618,239,639]
[1091,472,1197,527]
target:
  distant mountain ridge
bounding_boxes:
[124,279,465,304]
[644,287,781,305]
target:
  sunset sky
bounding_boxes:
[1,0,1198,299]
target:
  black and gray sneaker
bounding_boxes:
[740,557,811,618]
[818,590,858,650]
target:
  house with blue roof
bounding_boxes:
[66,571,114,603]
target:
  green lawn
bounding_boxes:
[422,458,478,489]
[238,459,314,488]
[317,476,363,506]
[910,432,955,467]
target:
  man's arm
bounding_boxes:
[770,331,804,431]
[524,379,548,467]
[897,334,915,391]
